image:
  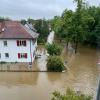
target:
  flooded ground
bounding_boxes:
[0,45,99,100]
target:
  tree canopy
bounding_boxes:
[50,0,100,52]
[46,43,62,56]
[34,19,49,43]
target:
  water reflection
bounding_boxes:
[0,72,39,86]
[47,72,62,82]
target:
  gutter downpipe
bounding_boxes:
[30,39,32,65]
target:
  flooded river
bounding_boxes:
[0,45,99,100]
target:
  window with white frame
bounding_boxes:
[17,40,26,46]
[4,41,7,46]
[5,53,9,58]
[18,53,27,59]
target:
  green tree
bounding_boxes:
[70,0,84,53]
[21,19,26,25]
[50,0,100,49]
[46,43,62,56]
[81,6,100,47]
[61,9,74,45]
[50,0,84,53]
[34,19,49,43]
[27,18,35,24]
[47,56,65,72]
[50,16,63,38]
[0,17,10,22]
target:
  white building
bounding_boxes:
[0,21,39,63]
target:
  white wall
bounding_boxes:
[31,39,37,62]
[0,39,37,62]
[47,31,55,44]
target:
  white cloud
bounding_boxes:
[0,0,99,20]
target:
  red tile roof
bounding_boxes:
[0,21,37,39]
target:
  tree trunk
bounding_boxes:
[75,41,78,54]
[66,42,68,48]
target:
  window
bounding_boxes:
[18,53,27,59]
[4,41,7,46]
[17,40,26,46]
[5,53,9,58]
[22,41,26,46]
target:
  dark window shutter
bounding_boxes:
[25,53,27,58]
[17,40,19,46]
[18,53,20,58]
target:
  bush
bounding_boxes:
[46,43,62,56]
[0,61,7,64]
[52,88,92,100]
[37,37,45,44]
[47,56,66,72]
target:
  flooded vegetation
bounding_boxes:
[0,45,99,100]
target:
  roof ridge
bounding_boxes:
[21,24,39,38]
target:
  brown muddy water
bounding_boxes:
[0,45,99,100]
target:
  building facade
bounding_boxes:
[0,21,38,63]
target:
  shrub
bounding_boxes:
[0,61,7,64]
[52,88,92,100]
[37,37,45,44]
[47,56,66,72]
[46,43,62,56]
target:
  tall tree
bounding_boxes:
[61,9,74,45]
[34,19,49,43]
[50,16,63,38]
[72,0,84,53]
[50,0,100,49]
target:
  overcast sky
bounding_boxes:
[0,0,100,20]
